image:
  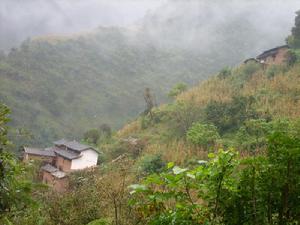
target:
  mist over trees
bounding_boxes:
[1,1,300,225]
[1,0,300,51]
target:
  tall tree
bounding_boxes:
[287,10,300,48]
[143,88,156,119]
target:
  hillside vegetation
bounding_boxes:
[104,58,300,225]
[0,27,215,147]
[2,52,299,225]
[113,61,300,163]
[0,0,296,147]
[0,5,300,225]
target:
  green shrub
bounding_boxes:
[137,154,165,175]
[235,119,272,152]
[218,67,232,79]
[204,96,258,134]
[168,82,188,98]
[241,62,261,79]
[186,122,219,148]
[84,129,100,144]
[169,101,203,136]
[140,116,151,129]
[266,65,287,79]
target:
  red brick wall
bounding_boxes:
[42,171,69,192]
[55,156,71,172]
[265,48,289,65]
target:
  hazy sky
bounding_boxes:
[0,0,166,50]
[1,0,300,51]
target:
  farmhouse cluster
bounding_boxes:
[23,139,99,192]
[244,45,290,66]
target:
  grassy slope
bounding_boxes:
[114,61,300,165]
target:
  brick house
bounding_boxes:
[23,139,99,192]
[256,45,290,65]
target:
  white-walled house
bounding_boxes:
[52,139,99,171]
[70,149,99,170]
[23,139,99,192]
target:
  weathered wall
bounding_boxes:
[42,171,54,185]
[42,171,68,192]
[23,153,54,163]
[55,156,72,172]
[265,48,289,65]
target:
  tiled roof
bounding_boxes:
[244,58,259,64]
[45,146,61,152]
[54,148,81,160]
[64,140,91,152]
[54,139,69,146]
[41,164,66,179]
[257,45,289,60]
[24,147,55,157]
[41,164,58,173]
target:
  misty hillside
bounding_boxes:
[0,27,211,146]
[1,2,300,224]
[0,0,299,147]
[114,57,300,165]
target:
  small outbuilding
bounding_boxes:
[41,164,68,193]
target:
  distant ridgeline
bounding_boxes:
[0,24,293,149]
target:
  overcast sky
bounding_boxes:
[1,0,300,51]
[0,0,166,50]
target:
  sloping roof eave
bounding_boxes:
[256,45,290,59]
[24,147,55,157]
[54,150,82,160]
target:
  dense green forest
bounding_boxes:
[0,27,206,147]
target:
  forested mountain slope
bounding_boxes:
[113,60,300,164]
[0,1,298,146]
[5,51,299,225]
[1,2,300,225]
[0,27,214,146]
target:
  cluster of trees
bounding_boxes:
[130,120,300,224]
[287,10,300,48]
[84,124,112,145]
[0,103,35,224]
